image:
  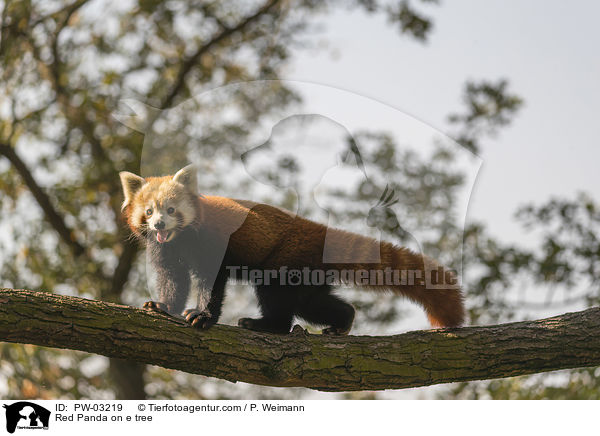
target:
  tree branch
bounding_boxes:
[161,0,281,109]
[1,288,599,392]
[0,145,85,256]
[106,237,140,302]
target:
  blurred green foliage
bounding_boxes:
[0,0,597,400]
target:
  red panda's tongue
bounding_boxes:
[156,230,170,243]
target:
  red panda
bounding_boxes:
[120,164,465,334]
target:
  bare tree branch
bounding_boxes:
[1,288,599,392]
[161,0,281,109]
[106,237,140,302]
[0,145,85,256]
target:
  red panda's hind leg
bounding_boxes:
[238,285,295,334]
[238,317,292,334]
[296,286,355,335]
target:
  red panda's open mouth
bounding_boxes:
[156,230,173,243]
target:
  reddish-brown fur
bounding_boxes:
[124,175,465,328]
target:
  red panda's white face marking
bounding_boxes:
[120,165,201,243]
[137,181,197,243]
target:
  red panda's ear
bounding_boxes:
[119,171,145,211]
[172,164,198,195]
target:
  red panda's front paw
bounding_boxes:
[143,301,168,313]
[183,308,215,329]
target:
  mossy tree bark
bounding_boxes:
[1,288,599,392]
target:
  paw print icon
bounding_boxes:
[287,269,303,286]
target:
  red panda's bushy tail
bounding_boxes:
[328,229,466,328]
[388,243,465,328]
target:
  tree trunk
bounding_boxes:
[108,358,147,400]
[1,288,599,392]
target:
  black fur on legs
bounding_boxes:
[183,270,228,329]
[237,284,355,335]
[238,284,296,334]
[147,226,227,320]
[148,240,192,315]
[146,225,356,335]
[296,285,355,335]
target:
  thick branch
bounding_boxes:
[1,288,599,392]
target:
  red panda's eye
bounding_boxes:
[167,207,175,215]
[146,208,153,216]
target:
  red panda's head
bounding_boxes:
[119,165,202,243]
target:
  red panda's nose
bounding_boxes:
[155,220,166,230]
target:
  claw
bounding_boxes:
[143,301,168,313]
[183,308,214,329]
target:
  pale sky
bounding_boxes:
[285,0,600,246]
